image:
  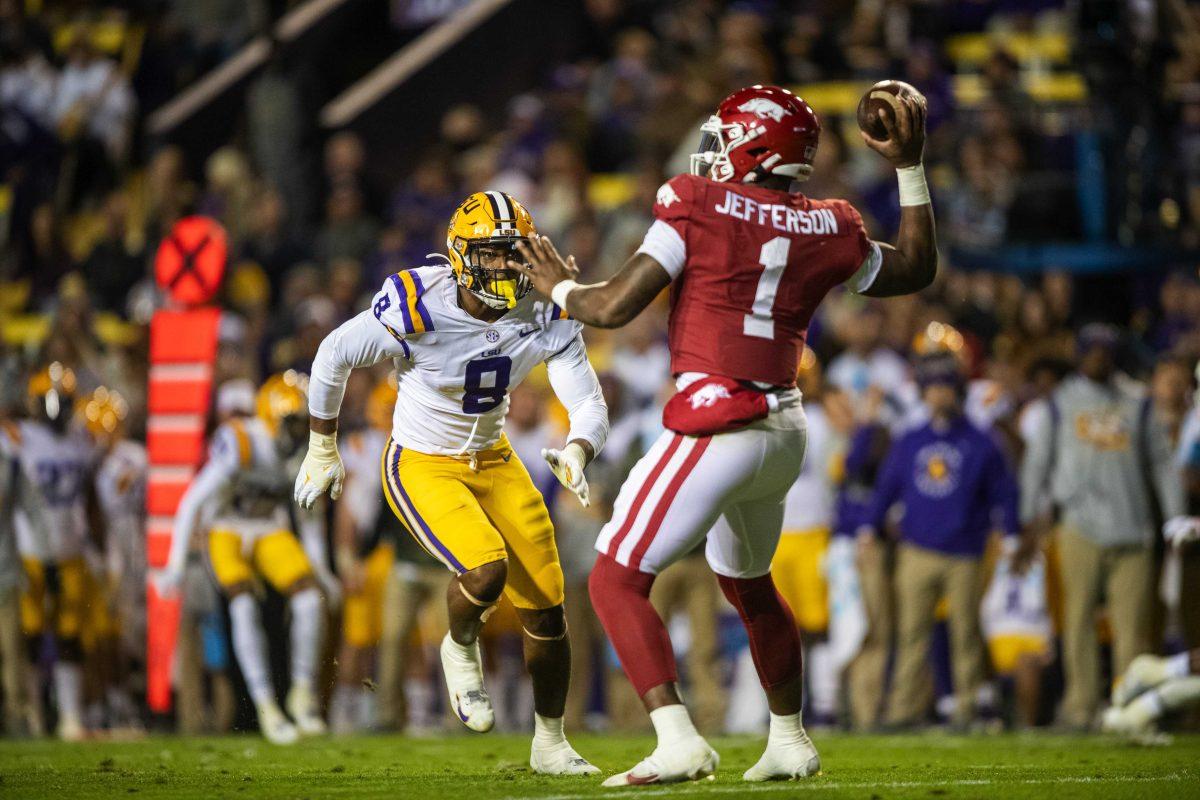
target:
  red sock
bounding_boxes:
[588,553,677,697]
[717,572,802,689]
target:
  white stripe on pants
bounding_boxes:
[596,404,807,578]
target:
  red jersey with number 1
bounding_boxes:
[650,173,875,387]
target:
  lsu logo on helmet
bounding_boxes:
[446,191,537,310]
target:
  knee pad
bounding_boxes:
[289,586,322,617]
[521,606,567,641]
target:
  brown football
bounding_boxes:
[857,80,924,141]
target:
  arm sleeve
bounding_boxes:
[545,333,609,457]
[309,308,409,420]
[13,461,53,554]
[635,220,687,280]
[1149,410,1186,520]
[846,241,883,294]
[1018,400,1053,524]
[985,442,1021,536]
[865,439,904,531]
[165,433,237,575]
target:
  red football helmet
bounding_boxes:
[690,85,821,184]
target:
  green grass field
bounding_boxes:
[1,732,1197,799]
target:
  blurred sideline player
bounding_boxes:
[330,375,397,734]
[521,84,937,784]
[10,363,104,740]
[173,380,253,735]
[1103,518,1200,736]
[980,539,1052,728]
[0,401,52,735]
[295,191,608,774]
[160,371,332,745]
[81,386,145,734]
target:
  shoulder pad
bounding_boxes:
[384,268,438,335]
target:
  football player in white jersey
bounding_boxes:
[10,363,103,740]
[295,191,608,775]
[0,407,53,736]
[160,372,332,745]
[83,386,146,732]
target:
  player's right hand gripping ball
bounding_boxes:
[857,80,923,140]
[293,431,345,509]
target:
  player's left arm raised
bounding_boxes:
[515,237,670,329]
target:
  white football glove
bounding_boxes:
[543,442,590,508]
[1164,516,1200,548]
[293,431,345,509]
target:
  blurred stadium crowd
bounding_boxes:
[3,0,1200,739]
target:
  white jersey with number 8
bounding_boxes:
[309,263,607,458]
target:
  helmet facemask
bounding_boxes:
[457,237,533,310]
[689,115,813,184]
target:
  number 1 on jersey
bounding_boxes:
[743,236,791,340]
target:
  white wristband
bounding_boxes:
[896,163,930,207]
[550,279,579,309]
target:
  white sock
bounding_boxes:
[533,713,566,748]
[229,594,274,705]
[289,588,323,688]
[331,684,357,730]
[1166,653,1191,680]
[649,703,699,747]
[356,690,376,729]
[807,642,838,718]
[767,710,807,747]
[444,636,477,661]
[1159,676,1200,713]
[53,662,83,722]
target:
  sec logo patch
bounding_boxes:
[485,329,500,343]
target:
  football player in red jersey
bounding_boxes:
[517,84,936,786]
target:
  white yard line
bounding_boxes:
[511,771,1191,800]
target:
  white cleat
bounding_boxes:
[286,683,327,736]
[1102,700,1156,738]
[601,736,718,787]
[1112,655,1169,708]
[440,634,494,733]
[257,700,300,745]
[57,714,86,742]
[743,730,822,781]
[530,741,601,776]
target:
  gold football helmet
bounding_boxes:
[80,385,129,444]
[28,362,78,431]
[446,190,536,310]
[256,371,308,455]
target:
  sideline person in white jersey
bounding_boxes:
[294,191,609,775]
[10,363,103,740]
[160,372,332,745]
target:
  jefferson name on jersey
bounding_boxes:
[714,191,840,235]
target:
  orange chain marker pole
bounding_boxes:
[145,216,227,713]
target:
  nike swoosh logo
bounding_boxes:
[627,773,660,785]
[454,696,469,722]
[518,328,538,338]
